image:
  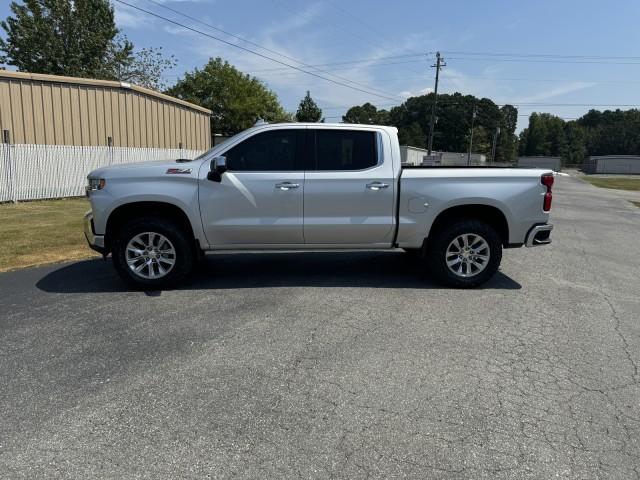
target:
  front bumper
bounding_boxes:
[84,210,107,254]
[525,223,553,247]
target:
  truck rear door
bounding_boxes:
[303,128,396,245]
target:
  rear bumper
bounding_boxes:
[84,210,107,254]
[525,223,553,247]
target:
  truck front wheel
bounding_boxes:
[425,219,502,288]
[112,217,195,289]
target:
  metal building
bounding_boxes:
[439,151,486,166]
[584,156,640,174]
[0,70,211,149]
[518,156,562,171]
[400,146,487,166]
[0,70,212,202]
[400,145,428,165]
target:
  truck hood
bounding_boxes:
[88,158,205,179]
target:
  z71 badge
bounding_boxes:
[166,168,192,174]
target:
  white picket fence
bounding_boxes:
[0,144,204,202]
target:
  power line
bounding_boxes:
[269,0,406,66]
[320,102,640,111]
[323,113,581,121]
[266,55,640,73]
[113,0,402,101]
[250,50,640,75]
[440,73,640,85]
[446,56,640,66]
[325,0,395,46]
[306,0,429,77]
[443,50,640,60]
[142,0,402,99]
[248,54,428,73]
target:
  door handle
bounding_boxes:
[275,182,300,190]
[366,182,389,190]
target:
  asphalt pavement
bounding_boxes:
[1,175,639,479]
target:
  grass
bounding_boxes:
[0,197,98,272]
[581,176,640,191]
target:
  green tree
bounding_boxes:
[397,122,424,147]
[295,91,322,122]
[115,47,177,91]
[494,104,518,162]
[383,92,506,155]
[0,0,131,78]
[0,0,175,90]
[578,108,640,156]
[519,113,566,156]
[562,122,587,165]
[166,57,291,135]
[342,102,390,124]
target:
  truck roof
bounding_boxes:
[250,122,398,133]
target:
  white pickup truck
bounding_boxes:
[84,123,554,288]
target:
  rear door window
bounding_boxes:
[313,130,378,171]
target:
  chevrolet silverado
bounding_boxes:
[84,123,554,288]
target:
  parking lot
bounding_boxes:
[1,175,639,479]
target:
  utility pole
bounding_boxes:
[467,104,477,166]
[427,51,445,156]
[491,126,501,163]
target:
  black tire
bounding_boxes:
[425,219,502,288]
[112,216,195,289]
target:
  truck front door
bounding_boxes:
[199,128,305,246]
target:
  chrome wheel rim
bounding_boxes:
[125,232,176,280]
[446,233,490,278]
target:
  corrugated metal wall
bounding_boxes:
[592,156,640,174]
[0,72,211,150]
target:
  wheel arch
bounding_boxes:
[427,204,510,247]
[105,201,198,253]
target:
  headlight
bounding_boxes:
[86,177,106,193]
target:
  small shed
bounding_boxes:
[585,156,640,174]
[400,145,429,166]
[518,156,562,171]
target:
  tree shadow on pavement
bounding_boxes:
[36,250,522,294]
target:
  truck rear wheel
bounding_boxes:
[426,219,502,288]
[112,216,195,289]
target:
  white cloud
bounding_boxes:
[511,82,596,103]
[399,87,432,98]
[153,4,440,113]
[114,2,149,29]
[114,0,216,30]
[264,2,325,38]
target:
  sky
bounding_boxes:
[2,0,640,131]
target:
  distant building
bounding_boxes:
[400,145,428,165]
[439,151,486,166]
[583,156,640,174]
[400,146,486,166]
[518,156,562,171]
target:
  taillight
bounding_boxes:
[541,173,554,211]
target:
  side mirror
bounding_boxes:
[207,156,227,182]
